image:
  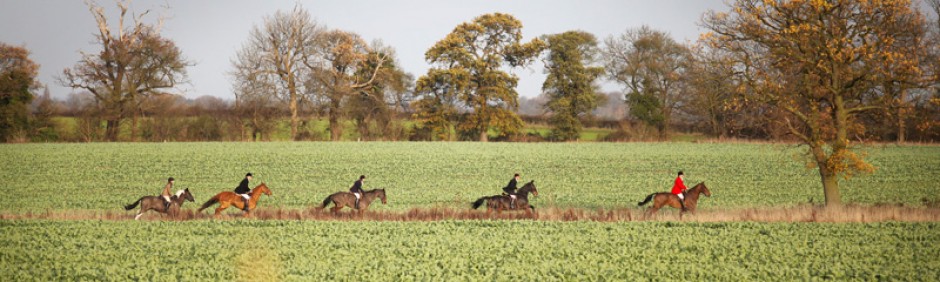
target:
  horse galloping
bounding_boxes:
[124,188,195,220]
[637,182,711,215]
[198,183,272,217]
[316,189,387,213]
[472,181,538,216]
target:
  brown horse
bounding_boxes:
[124,189,195,220]
[637,182,711,215]
[316,189,387,213]
[198,183,272,217]
[472,181,538,216]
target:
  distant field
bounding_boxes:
[49,117,621,141]
[1,142,937,213]
[1,220,937,281]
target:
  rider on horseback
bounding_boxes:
[234,173,252,212]
[161,177,175,211]
[671,171,688,212]
[502,173,520,209]
[350,175,366,209]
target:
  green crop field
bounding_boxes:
[2,142,939,280]
[1,220,937,281]
[1,142,937,213]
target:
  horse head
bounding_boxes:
[521,181,538,197]
[174,189,195,202]
[254,183,273,196]
[183,188,195,202]
[376,189,387,204]
[697,182,711,197]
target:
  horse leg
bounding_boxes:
[214,202,228,217]
[331,206,342,213]
[646,206,658,218]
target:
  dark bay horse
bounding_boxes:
[124,188,195,220]
[472,181,538,216]
[638,182,711,215]
[198,183,272,217]
[317,189,387,213]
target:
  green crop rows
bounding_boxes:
[2,143,939,280]
[1,142,937,213]
[1,220,937,281]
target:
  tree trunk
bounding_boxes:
[478,102,488,142]
[105,118,121,141]
[897,88,907,144]
[329,100,342,141]
[131,109,138,142]
[288,84,298,141]
[819,168,842,207]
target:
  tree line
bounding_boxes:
[1,1,937,144]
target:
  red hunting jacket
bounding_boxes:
[671,176,686,195]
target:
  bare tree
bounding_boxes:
[308,30,386,141]
[347,44,412,140]
[230,5,323,140]
[60,0,189,141]
[603,26,690,140]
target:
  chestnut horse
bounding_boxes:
[316,189,387,213]
[472,181,538,216]
[637,182,711,215]
[198,183,272,217]
[124,189,195,220]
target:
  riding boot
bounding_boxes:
[164,200,171,212]
[355,198,360,209]
[510,198,516,209]
[243,199,250,212]
[679,199,688,212]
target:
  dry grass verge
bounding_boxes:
[3,205,940,223]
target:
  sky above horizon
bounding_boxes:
[0,0,727,101]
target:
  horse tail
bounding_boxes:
[124,197,145,210]
[638,193,656,207]
[198,195,220,212]
[471,197,488,209]
[317,194,333,210]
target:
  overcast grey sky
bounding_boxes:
[0,0,728,100]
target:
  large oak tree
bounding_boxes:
[422,13,545,141]
[704,0,928,206]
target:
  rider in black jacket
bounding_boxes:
[234,173,252,212]
[502,173,520,209]
[350,175,366,209]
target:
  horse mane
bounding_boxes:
[174,189,186,197]
[365,188,385,193]
[684,182,705,195]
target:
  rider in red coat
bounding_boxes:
[671,171,688,211]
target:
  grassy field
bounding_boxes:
[2,142,939,280]
[1,220,937,281]
[1,142,937,213]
